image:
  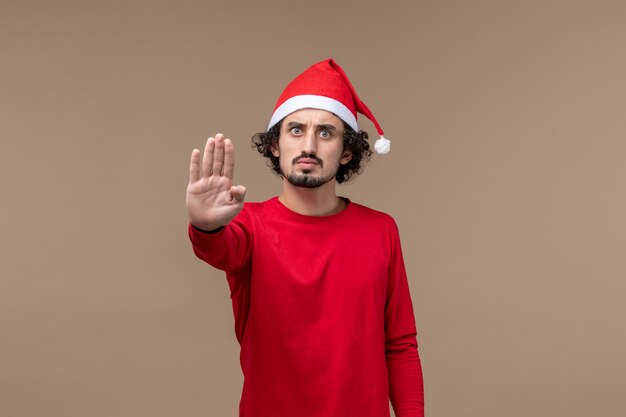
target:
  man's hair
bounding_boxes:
[251,120,373,184]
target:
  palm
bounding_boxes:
[186,133,246,231]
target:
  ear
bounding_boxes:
[340,149,352,165]
[270,139,279,157]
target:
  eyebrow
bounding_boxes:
[286,121,339,131]
[286,121,304,129]
[317,124,338,131]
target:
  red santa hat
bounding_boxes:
[267,58,391,154]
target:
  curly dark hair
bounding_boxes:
[251,120,372,184]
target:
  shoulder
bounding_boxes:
[242,197,279,214]
[343,200,400,240]
[236,197,281,224]
[347,201,398,227]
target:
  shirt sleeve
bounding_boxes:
[384,221,425,417]
[187,208,253,274]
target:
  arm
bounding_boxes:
[186,133,251,271]
[385,223,425,417]
[188,211,252,273]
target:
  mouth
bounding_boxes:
[296,159,319,168]
[293,155,323,168]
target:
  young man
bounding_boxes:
[186,59,424,417]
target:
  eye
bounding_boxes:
[289,127,302,136]
[319,130,331,138]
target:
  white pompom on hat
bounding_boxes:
[267,58,390,155]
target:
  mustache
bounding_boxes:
[292,153,323,167]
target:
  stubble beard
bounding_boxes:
[282,154,339,189]
[284,171,336,188]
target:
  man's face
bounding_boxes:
[272,109,352,188]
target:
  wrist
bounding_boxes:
[189,217,225,232]
[190,223,225,234]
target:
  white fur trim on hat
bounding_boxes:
[268,95,359,132]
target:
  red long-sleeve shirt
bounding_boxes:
[189,197,424,417]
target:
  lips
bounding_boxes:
[296,158,319,166]
[292,154,323,167]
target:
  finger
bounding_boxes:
[230,185,247,203]
[223,138,235,179]
[201,137,215,178]
[189,149,200,184]
[212,133,225,176]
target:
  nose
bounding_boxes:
[302,130,317,154]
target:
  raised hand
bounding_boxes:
[186,133,247,231]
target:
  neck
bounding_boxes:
[278,179,345,216]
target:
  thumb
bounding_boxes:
[230,185,247,203]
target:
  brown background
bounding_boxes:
[2,1,625,416]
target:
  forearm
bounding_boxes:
[386,336,424,417]
[188,217,251,272]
